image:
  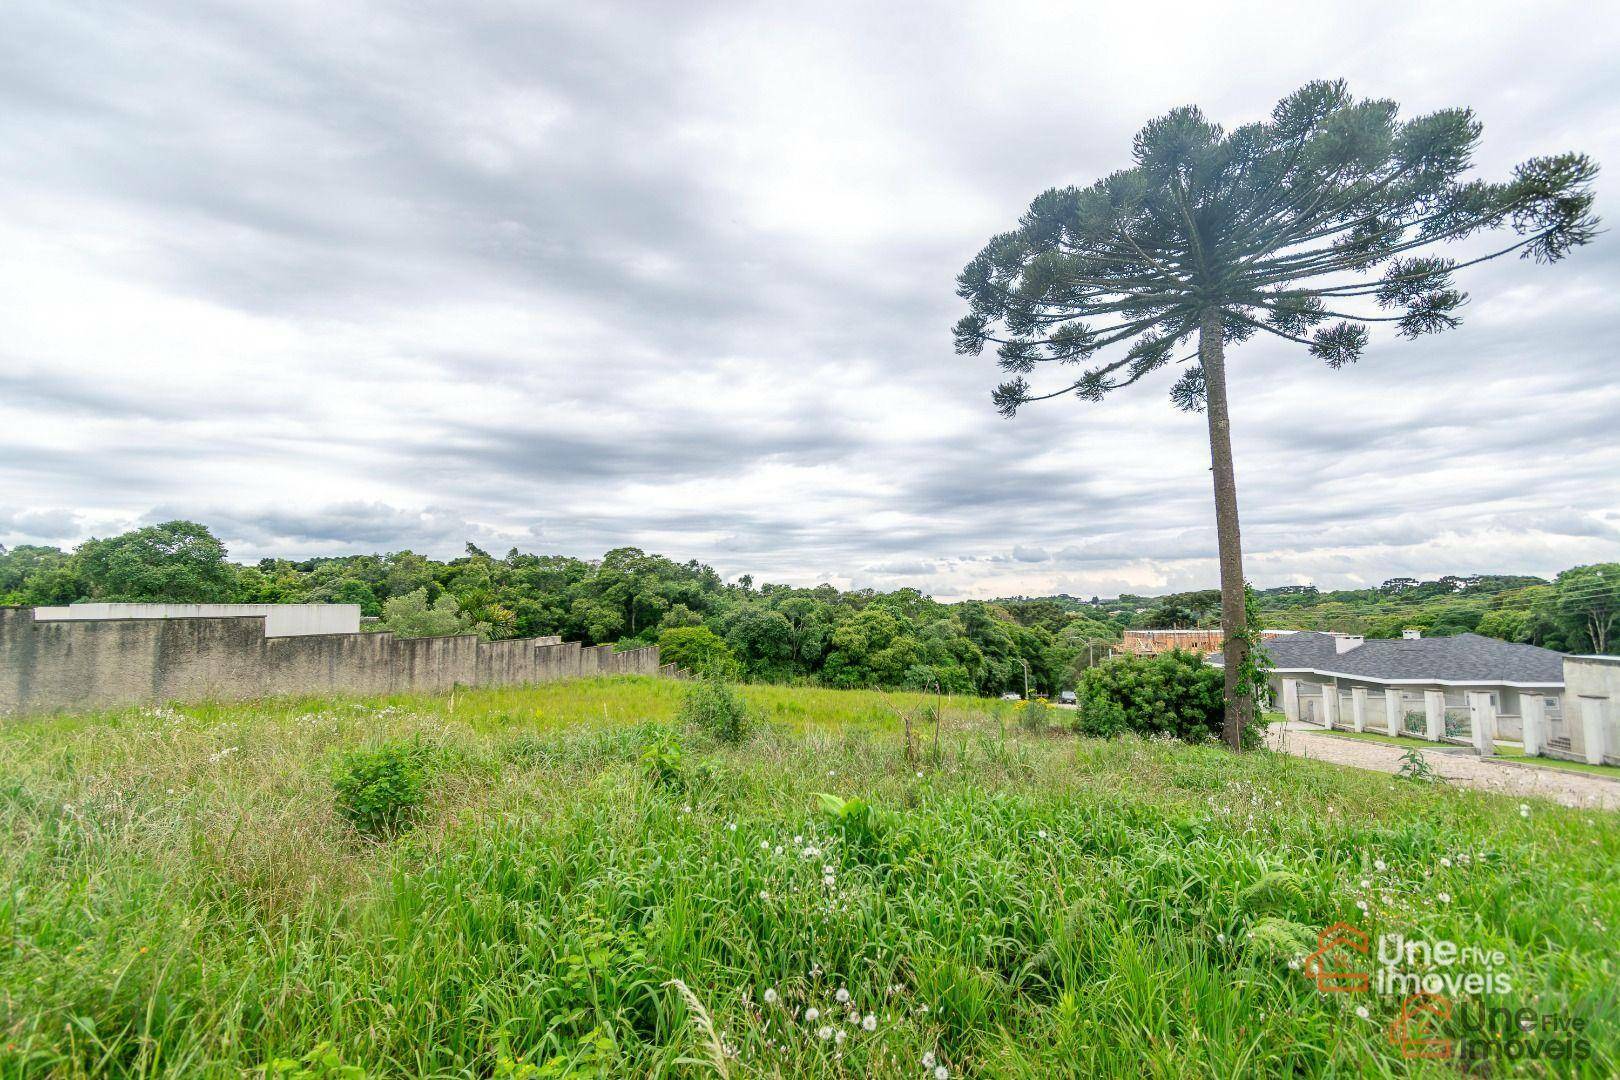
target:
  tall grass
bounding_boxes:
[0,677,1615,1076]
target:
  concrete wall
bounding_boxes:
[1564,655,1620,764]
[32,602,362,637]
[0,607,665,717]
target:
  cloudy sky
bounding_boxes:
[3,1,1617,599]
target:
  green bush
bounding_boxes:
[332,740,430,836]
[1075,650,1254,745]
[678,675,751,743]
[640,729,686,789]
[656,625,740,678]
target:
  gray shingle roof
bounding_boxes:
[1234,632,1565,685]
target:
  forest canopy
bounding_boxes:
[2,522,1614,694]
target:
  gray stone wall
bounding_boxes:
[0,607,669,716]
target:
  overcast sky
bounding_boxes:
[2,1,1617,599]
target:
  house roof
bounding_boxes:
[1213,631,1566,686]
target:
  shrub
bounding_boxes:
[1075,650,1255,745]
[640,729,686,789]
[1015,697,1052,734]
[656,626,740,678]
[332,739,430,836]
[679,675,750,743]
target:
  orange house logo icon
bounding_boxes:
[1302,922,1370,993]
[1388,992,1453,1059]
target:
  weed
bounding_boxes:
[679,676,751,743]
[1396,746,1442,784]
[331,739,430,836]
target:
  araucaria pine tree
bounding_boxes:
[954,80,1597,750]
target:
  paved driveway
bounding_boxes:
[1266,722,1620,811]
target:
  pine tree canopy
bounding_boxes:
[953,80,1599,416]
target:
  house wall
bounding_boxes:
[0,607,665,717]
[31,602,362,637]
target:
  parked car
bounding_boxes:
[1058,690,1077,705]
[1000,692,1022,701]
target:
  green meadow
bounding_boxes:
[1,678,1616,1077]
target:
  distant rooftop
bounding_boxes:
[1224,631,1565,686]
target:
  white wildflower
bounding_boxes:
[862,1014,876,1032]
[1355,1006,1369,1019]
[835,988,850,1004]
[935,1066,950,1080]
[805,1008,820,1022]
[1438,891,1451,903]
[817,1026,833,1040]
[834,1028,846,1045]
[764,987,778,1004]
[922,1051,936,1068]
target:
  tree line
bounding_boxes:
[0,521,1120,696]
[2,522,1614,698]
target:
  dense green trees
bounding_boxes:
[1,522,1613,699]
[0,522,1117,696]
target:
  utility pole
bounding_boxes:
[1018,658,1031,700]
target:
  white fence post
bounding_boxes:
[1385,689,1403,736]
[1467,691,1496,756]
[1321,683,1339,729]
[1580,697,1609,766]
[1423,690,1446,742]
[1521,694,1546,758]
[1351,687,1368,733]
[1282,678,1300,723]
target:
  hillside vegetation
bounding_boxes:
[2,523,1615,702]
[1,679,1615,1076]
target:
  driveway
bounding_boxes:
[1266,722,1620,811]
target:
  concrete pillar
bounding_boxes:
[1467,691,1496,756]
[1580,697,1609,766]
[1520,694,1546,758]
[1351,686,1368,733]
[1281,678,1300,723]
[1385,689,1403,737]
[1320,683,1339,729]
[1423,690,1446,742]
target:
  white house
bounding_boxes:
[1215,631,1617,764]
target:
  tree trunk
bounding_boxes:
[1198,308,1253,750]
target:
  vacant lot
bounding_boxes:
[2,679,1616,1077]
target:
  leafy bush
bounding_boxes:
[381,587,487,639]
[656,626,740,678]
[640,729,686,789]
[678,675,751,743]
[332,740,430,836]
[1075,650,1251,745]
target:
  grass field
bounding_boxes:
[2,678,1617,1077]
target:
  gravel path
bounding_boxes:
[1266,722,1620,811]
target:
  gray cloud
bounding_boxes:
[1,1,1618,597]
